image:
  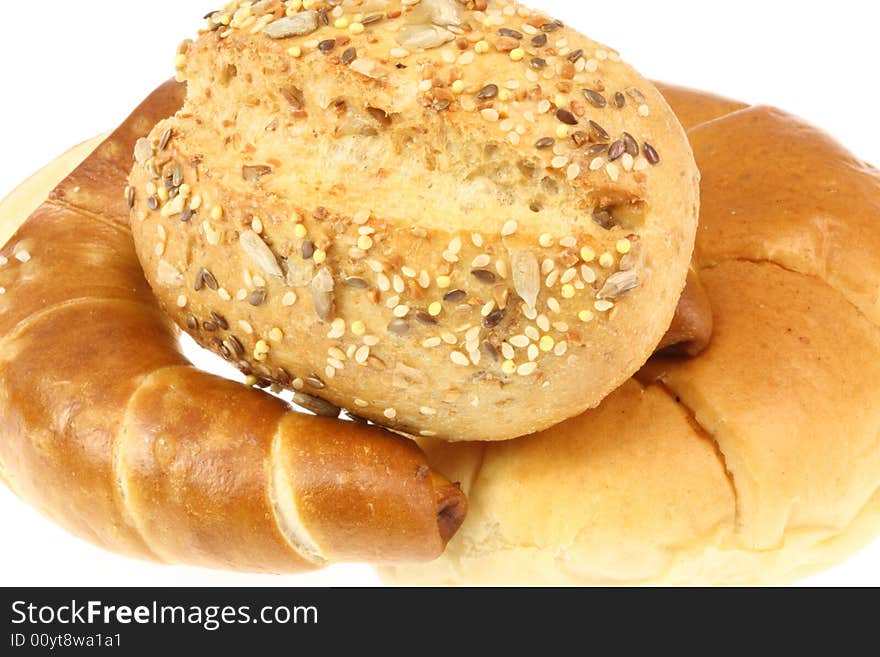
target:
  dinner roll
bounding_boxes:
[380,85,880,585]
[128,0,699,441]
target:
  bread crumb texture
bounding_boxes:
[129,0,699,442]
[380,85,880,585]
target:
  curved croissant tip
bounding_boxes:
[431,473,468,544]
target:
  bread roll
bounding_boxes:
[0,81,466,572]
[128,0,699,442]
[380,84,880,585]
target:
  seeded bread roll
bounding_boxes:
[380,85,880,586]
[128,0,699,442]
[0,81,466,572]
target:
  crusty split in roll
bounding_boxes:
[0,81,466,572]
[129,0,700,441]
[381,84,880,586]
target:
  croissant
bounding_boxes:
[0,80,466,573]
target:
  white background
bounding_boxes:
[0,1,878,586]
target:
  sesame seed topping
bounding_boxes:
[605,163,620,182]
[327,318,345,339]
[501,220,519,236]
[450,351,470,367]
[517,362,538,377]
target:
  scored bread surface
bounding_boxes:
[129,0,699,442]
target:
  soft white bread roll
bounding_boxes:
[380,85,880,585]
[128,0,699,442]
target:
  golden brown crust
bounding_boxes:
[655,266,712,357]
[653,82,748,131]
[129,0,700,442]
[0,81,465,572]
[381,86,880,586]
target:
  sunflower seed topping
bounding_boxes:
[240,230,283,278]
[598,270,639,299]
[294,392,341,418]
[134,138,153,166]
[511,251,540,309]
[311,267,335,322]
[263,12,319,39]
[158,128,173,151]
[396,24,455,51]
[242,165,273,182]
